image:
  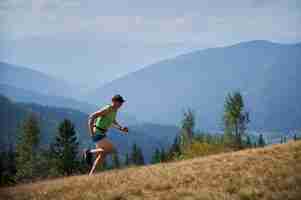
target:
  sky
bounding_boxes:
[0,0,300,87]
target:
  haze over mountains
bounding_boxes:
[1,40,300,147]
[0,62,75,98]
[88,40,301,131]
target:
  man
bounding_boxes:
[84,94,128,175]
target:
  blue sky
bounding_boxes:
[0,0,300,87]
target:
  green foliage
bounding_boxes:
[124,153,130,166]
[180,109,195,145]
[257,134,266,147]
[15,114,41,181]
[50,119,79,176]
[151,148,167,164]
[151,148,161,164]
[0,150,16,186]
[111,151,121,169]
[130,143,145,165]
[223,92,250,149]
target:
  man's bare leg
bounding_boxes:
[87,138,114,175]
[89,152,106,176]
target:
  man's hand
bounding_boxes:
[121,127,129,134]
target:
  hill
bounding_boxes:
[0,84,97,113]
[0,62,74,98]
[2,141,300,200]
[88,40,301,131]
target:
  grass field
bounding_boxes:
[1,141,301,200]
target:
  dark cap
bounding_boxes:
[112,94,125,103]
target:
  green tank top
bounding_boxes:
[95,105,117,131]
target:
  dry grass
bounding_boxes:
[1,141,301,200]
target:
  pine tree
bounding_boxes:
[124,153,130,166]
[258,134,266,147]
[137,147,145,165]
[130,143,145,165]
[130,143,139,165]
[181,109,195,145]
[168,135,181,158]
[111,151,120,169]
[160,148,167,162]
[51,119,79,176]
[246,135,252,148]
[223,92,250,149]
[15,114,40,181]
[151,148,161,164]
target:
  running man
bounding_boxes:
[84,94,128,176]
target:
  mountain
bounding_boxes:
[3,141,300,199]
[88,40,301,131]
[0,84,97,113]
[0,62,74,97]
[0,95,178,161]
[0,63,138,124]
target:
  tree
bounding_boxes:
[258,134,266,147]
[181,109,195,144]
[223,92,250,149]
[15,114,40,181]
[168,135,181,159]
[111,151,121,169]
[160,148,167,162]
[130,143,145,165]
[245,135,252,148]
[137,148,145,165]
[124,153,130,166]
[151,148,161,164]
[50,119,79,176]
[0,150,16,186]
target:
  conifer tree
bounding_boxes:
[15,114,40,181]
[223,92,250,149]
[51,119,79,176]
[124,153,130,166]
[258,134,266,147]
[246,135,252,148]
[151,148,161,164]
[130,143,145,165]
[111,151,120,169]
[160,148,167,162]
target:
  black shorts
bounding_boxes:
[92,133,106,143]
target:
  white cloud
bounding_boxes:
[0,0,300,44]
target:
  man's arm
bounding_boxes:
[88,107,111,136]
[112,119,128,133]
[112,119,122,130]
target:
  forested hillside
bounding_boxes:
[0,95,177,161]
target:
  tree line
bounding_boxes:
[1,91,299,186]
[0,115,145,186]
[150,91,299,164]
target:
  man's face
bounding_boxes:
[112,100,123,109]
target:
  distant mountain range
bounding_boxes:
[0,83,97,113]
[0,62,74,97]
[0,62,137,124]
[88,40,301,132]
[1,40,300,159]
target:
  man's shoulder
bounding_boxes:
[99,104,113,112]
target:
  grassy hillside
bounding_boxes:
[1,141,300,200]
